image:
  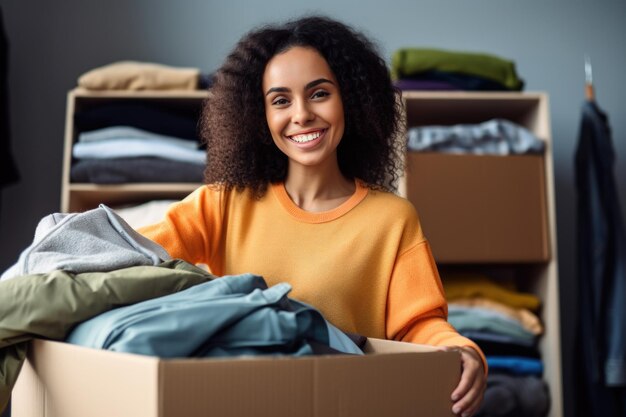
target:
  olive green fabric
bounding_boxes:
[391,48,524,91]
[0,260,214,413]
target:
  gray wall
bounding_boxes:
[1,1,625,416]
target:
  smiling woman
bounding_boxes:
[200,16,403,199]
[138,15,487,417]
[262,46,351,210]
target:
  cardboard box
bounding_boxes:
[406,153,550,263]
[13,338,460,417]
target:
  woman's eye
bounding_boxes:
[311,90,329,99]
[272,97,289,106]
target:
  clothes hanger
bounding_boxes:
[585,54,595,102]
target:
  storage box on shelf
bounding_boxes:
[398,91,562,417]
[60,88,208,213]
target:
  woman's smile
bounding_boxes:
[287,128,327,146]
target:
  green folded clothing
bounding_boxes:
[391,48,524,91]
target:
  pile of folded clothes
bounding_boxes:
[0,205,365,413]
[71,61,213,184]
[443,273,550,417]
[77,61,213,91]
[407,118,545,155]
[391,48,524,91]
[71,125,206,184]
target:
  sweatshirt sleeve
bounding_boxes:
[386,239,488,372]
[137,186,223,267]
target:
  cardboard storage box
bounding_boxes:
[406,153,550,263]
[13,338,460,417]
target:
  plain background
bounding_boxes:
[1,1,625,416]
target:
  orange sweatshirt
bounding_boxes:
[139,181,485,365]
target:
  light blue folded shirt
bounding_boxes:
[73,126,205,164]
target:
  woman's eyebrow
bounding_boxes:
[265,78,334,96]
[265,86,290,96]
[305,78,334,89]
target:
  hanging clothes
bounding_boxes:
[574,99,626,417]
[0,6,20,190]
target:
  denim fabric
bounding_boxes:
[574,100,626,416]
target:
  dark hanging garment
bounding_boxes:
[574,100,626,417]
[0,6,20,189]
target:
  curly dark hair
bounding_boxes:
[201,15,403,197]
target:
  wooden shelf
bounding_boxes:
[65,183,201,212]
[399,91,562,417]
[60,88,206,212]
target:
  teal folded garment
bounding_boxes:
[391,48,524,91]
[448,308,536,342]
[66,274,364,357]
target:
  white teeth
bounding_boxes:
[290,130,323,143]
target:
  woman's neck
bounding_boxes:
[284,163,356,212]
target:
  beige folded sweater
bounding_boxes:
[78,61,200,91]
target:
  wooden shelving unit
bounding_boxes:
[60,88,562,417]
[60,88,207,212]
[398,91,562,417]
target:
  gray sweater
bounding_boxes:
[1,204,170,281]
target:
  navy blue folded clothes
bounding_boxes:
[71,157,204,184]
[468,335,540,359]
[198,72,215,89]
[74,101,201,140]
[477,373,550,417]
[410,70,513,91]
[393,78,458,91]
[461,330,536,348]
[486,356,543,376]
[66,274,364,357]
[407,118,545,155]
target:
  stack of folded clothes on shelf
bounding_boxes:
[391,48,524,91]
[70,61,214,184]
[78,61,213,91]
[407,119,545,155]
[443,274,550,417]
[71,125,206,184]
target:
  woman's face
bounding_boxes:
[262,46,345,171]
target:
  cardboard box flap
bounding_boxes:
[364,337,440,353]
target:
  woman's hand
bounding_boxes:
[437,345,486,417]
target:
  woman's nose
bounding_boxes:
[292,100,314,124]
